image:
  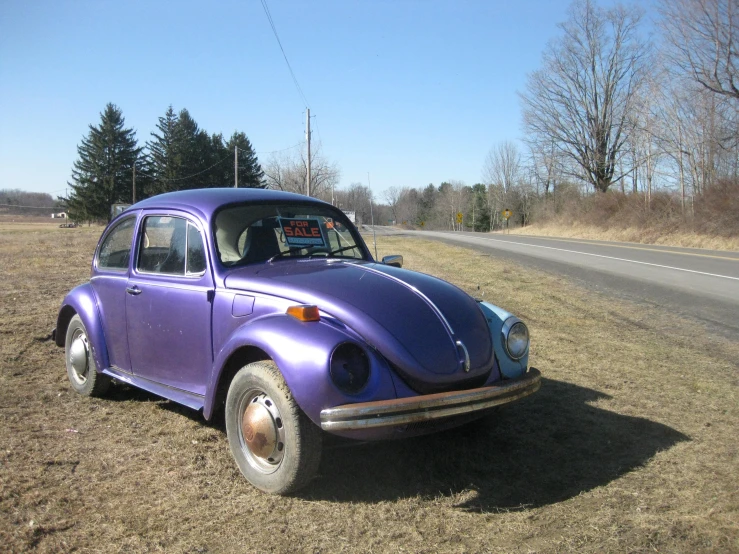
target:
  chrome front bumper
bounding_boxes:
[320,367,541,431]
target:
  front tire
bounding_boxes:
[65,314,111,397]
[225,360,322,494]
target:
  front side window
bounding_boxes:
[214,203,367,266]
[97,217,135,271]
[138,216,206,276]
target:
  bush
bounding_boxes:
[528,180,739,238]
[694,179,739,237]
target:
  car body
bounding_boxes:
[54,188,541,493]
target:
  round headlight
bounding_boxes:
[330,343,370,394]
[503,319,529,360]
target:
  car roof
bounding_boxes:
[130,188,328,220]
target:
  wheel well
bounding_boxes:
[56,306,77,347]
[209,346,271,422]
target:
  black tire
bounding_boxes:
[225,360,322,494]
[65,314,111,397]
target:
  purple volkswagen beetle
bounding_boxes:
[54,188,540,494]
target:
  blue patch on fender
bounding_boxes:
[279,218,326,247]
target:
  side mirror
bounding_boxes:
[381,255,403,268]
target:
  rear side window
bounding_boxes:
[137,216,206,276]
[187,224,206,274]
[97,217,135,271]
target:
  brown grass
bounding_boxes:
[1,224,738,553]
[508,222,739,251]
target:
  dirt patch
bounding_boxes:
[1,229,737,553]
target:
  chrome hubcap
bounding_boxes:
[239,392,285,474]
[69,332,89,385]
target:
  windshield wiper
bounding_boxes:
[327,245,359,256]
[268,246,316,263]
[268,244,359,263]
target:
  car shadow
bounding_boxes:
[301,378,689,511]
[105,382,226,431]
[105,382,163,404]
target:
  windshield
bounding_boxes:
[214,202,368,266]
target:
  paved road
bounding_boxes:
[367,226,739,341]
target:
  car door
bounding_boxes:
[91,214,137,371]
[125,213,213,396]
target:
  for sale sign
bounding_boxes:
[279,218,326,247]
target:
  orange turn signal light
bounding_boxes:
[286,304,321,322]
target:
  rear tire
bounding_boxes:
[225,360,322,494]
[65,314,111,397]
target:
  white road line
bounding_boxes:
[434,233,739,282]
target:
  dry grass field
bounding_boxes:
[509,222,739,251]
[1,221,738,553]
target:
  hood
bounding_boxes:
[224,260,494,392]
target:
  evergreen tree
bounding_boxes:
[226,132,265,188]
[147,106,183,195]
[146,105,264,193]
[469,183,490,231]
[206,133,229,188]
[417,183,437,225]
[174,109,204,189]
[66,103,140,221]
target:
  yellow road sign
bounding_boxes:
[502,209,512,219]
[456,212,463,223]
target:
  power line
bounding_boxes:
[251,142,304,155]
[260,0,310,108]
[311,114,324,150]
[157,154,232,182]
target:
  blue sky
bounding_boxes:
[0,0,655,200]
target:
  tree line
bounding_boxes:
[65,0,739,236]
[519,0,739,225]
[520,0,739,202]
[365,0,739,236]
[65,104,264,221]
[0,189,61,215]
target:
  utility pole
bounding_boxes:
[132,158,136,203]
[234,145,238,188]
[306,108,311,197]
[368,172,378,259]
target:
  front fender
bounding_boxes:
[478,301,528,379]
[206,314,397,426]
[56,283,109,373]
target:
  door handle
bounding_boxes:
[126,286,142,295]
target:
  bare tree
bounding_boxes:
[485,183,505,231]
[528,140,564,201]
[625,66,669,204]
[482,141,522,193]
[520,0,648,192]
[396,187,420,225]
[383,186,402,223]
[264,146,340,201]
[434,181,469,231]
[660,0,739,100]
[334,183,374,226]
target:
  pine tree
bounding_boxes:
[470,183,490,231]
[146,106,182,195]
[66,103,140,221]
[226,132,265,188]
[146,106,264,193]
[174,109,203,189]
